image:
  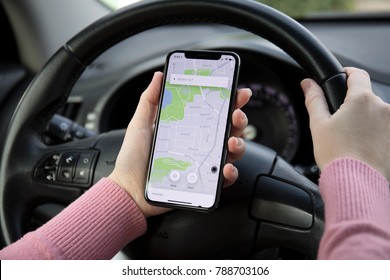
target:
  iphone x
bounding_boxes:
[145,50,240,212]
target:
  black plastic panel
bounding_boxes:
[251,176,313,229]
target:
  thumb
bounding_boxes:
[131,72,163,128]
[301,78,331,125]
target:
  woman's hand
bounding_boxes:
[301,67,390,181]
[109,72,251,217]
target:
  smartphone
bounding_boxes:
[145,50,240,212]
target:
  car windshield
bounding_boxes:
[99,0,390,18]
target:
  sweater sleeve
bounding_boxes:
[0,178,147,260]
[318,157,390,259]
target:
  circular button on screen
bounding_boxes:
[187,172,198,184]
[169,170,181,182]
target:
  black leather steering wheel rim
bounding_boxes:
[0,0,344,257]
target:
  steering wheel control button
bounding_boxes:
[57,152,79,183]
[35,153,61,182]
[74,152,96,184]
[78,153,94,167]
[74,167,90,184]
[45,172,56,181]
[62,170,71,179]
[35,150,99,187]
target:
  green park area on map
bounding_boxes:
[159,69,230,122]
[150,157,191,183]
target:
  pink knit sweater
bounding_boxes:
[318,158,390,259]
[0,178,147,259]
[0,158,389,259]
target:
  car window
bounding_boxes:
[99,0,390,18]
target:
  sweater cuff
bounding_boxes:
[319,157,390,226]
[38,177,147,259]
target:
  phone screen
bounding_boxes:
[145,50,240,210]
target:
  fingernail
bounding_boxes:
[233,166,238,178]
[238,137,243,147]
[239,109,245,120]
[231,164,236,174]
[235,137,241,147]
[300,79,314,91]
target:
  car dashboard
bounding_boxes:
[66,20,390,174]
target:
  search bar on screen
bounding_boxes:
[170,74,229,88]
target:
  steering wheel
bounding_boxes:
[0,0,347,259]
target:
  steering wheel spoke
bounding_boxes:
[251,157,324,259]
[1,131,104,238]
